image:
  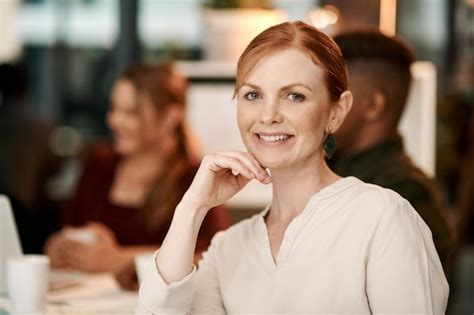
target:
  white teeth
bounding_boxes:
[259,134,290,142]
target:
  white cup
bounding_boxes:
[134,252,155,285]
[6,255,50,313]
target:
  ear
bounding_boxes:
[365,90,386,121]
[328,90,353,133]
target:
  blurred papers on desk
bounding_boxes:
[1,273,137,314]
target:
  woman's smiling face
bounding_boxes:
[237,48,334,170]
[107,79,166,156]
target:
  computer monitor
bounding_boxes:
[0,195,23,294]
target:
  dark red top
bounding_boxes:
[61,144,230,251]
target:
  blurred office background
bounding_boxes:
[0,0,473,313]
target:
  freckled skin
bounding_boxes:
[237,49,335,169]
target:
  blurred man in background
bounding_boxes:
[330,30,456,273]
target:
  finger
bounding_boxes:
[235,172,253,187]
[85,222,110,235]
[68,258,93,272]
[244,152,272,184]
[223,151,272,184]
[44,235,62,253]
[204,154,256,180]
[61,240,90,258]
[48,249,67,268]
[46,245,62,260]
[62,245,96,272]
[222,151,263,178]
[64,255,82,269]
[50,258,68,269]
[62,226,77,234]
[84,223,115,242]
[63,251,86,270]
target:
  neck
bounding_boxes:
[267,151,340,225]
[120,149,170,184]
[126,134,179,170]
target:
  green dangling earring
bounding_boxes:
[323,126,337,159]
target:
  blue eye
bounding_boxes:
[287,92,305,102]
[244,91,261,101]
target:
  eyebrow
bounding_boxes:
[242,82,313,92]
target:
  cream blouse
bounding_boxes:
[137,177,449,314]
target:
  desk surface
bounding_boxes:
[0,272,138,314]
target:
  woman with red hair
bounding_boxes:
[137,22,448,313]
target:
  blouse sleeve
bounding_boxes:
[365,190,449,314]
[136,232,226,314]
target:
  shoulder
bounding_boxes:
[339,178,400,211]
[343,178,427,231]
[360,183,433,241]
[334,181,435,263]
[76,143,118,185]
[82,142,118,170]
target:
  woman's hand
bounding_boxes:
[61,223,132,273]
[44,231,69,269]
[154,151,271,284]
[182,151,272,211]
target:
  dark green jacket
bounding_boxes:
[329,135,456,271]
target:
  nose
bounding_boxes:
[260,99,283,125]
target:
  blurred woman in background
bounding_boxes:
[45,63,230,283]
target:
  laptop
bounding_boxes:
[0,195,84,294]
[0,195,23,295]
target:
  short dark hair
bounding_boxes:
[334,29,415,124]
[333,29,415,68]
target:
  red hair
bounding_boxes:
[235,21,348,102]
[116,63,194,232]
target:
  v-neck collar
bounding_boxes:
[254,176,361,271]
